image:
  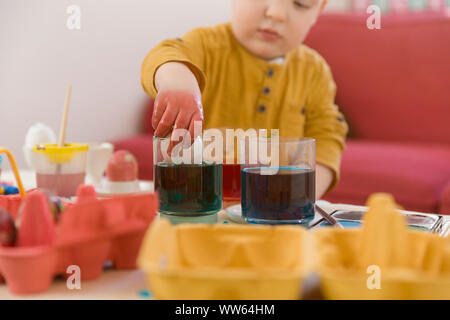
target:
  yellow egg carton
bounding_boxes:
[138,193,450,300]
[137,219,309,300]
[313,194,450,300]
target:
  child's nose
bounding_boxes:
[265,0,288,22]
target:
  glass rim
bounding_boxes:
[240,136,316,143]
[153,136,172,141]
[153,136,316,145]
[153,135,204,142]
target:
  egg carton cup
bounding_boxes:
[0,192,158,295]
[137,195,450,300]
[138,219,308,300]
[0,194,22,220]
[313,228,450,300]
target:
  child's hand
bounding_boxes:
[152,89,204,143]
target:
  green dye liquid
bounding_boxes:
[154,162,222,215]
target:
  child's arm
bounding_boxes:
[305,58,349,197]
[154,62,201,96]
[316,163,333,200]
[152,62,203,141]
[141,29,208,141]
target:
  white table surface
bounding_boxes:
[0,169,447,299]
[0,269,150,300]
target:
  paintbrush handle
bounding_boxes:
[315,204,344,229]
[58,85,72,147]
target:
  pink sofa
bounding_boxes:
[304,12,450,214]
[113,13,450,214]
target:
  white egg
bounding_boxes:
[24,123,56,147]
[23,123,57,169]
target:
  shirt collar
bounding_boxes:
[267,56,285,65]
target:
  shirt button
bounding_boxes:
[258,105,267,113]
[263,87,271,95]
[301,107,306,115]
[267,69,274,78]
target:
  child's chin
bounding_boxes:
[252,46,284,61]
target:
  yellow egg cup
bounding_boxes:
[138,219,308,300]
[33,143,88,164]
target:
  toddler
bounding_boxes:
[141,0,348,198]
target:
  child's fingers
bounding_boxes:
[188,112,203,144]
[152,95,169,130]
[154,102,179,138]
[167,138,176,157]
[167,114,190,156]
[161,140,172,163]
[174,108,195,133]
[174,109,195,150]
[167,131,189,156]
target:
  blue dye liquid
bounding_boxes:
[241,167,315,225]
[320,220,362,228]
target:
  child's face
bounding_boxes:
[231,0,324,60]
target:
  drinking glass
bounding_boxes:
[153,136,222,216]
[218,128,242,202]
[240,136,315,225]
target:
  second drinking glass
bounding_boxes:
[240,136,316,225]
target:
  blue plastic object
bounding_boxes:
[0,184,20,195]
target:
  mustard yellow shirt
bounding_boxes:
[141,23,348,190]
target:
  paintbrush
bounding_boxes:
[315,204,344,228]
[55,85,72,191]
[58,85,71,148]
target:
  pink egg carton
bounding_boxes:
[0,194,22,220]
[0,188,158,295]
